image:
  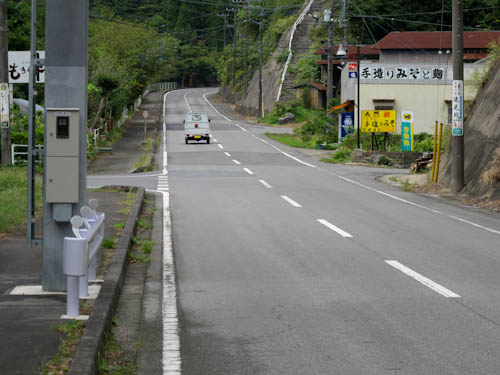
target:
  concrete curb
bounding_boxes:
[68,187,145,375]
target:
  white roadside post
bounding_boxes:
[62,200,105,319]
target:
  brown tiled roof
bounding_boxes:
[376,31,500,50]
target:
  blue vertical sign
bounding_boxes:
[401,111,414,151]
[340,112,354,142]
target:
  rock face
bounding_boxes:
[441,61,500,199]
[221,0,324,117]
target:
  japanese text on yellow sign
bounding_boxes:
[361,110,397,133]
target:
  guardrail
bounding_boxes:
[276,0,315,102]
[11,144,43,165]
[63,199,105,319]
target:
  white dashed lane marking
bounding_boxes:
[259,180,272,189]
[317,219,352,238]
[281,195,302,208]
[385,260,461,298]
[243,168,254,175]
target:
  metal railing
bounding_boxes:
[276,0,315,102]
[11,143,43,165]
[63,199,105,318]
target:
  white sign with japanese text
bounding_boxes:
[452,80,464,136]
[360,66,445,81]
[8,51,45,84]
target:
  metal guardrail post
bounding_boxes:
[62,200,105,319]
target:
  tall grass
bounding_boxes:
[0,166,42,233]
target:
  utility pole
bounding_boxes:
[216,13,228,48]
[232,10,237,86]
[343,0,348,61]
[244,0,249,98]
[325,2,334,111]
[451,0,464,191]
[43,0,89,291]
[0,0,11,166]
[356,36,360,149]
[258,0,263,117]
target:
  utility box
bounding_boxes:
[46,108,80,203]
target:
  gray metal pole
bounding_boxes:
[232,11,237,86]
[27,0,40,246]
[326,0,334,110]
[357,38,360,149]
[244,1,249,98]
[451,0,464,191]
[0,0,10,165]
[43,0,89,291]
[258,0,263,117]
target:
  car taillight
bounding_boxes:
[195,123,198,128]
[205,134,209,136]
[186,134,190,136]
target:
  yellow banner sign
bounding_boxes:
[361,110,397,132]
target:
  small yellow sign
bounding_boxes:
[361,110,397,133]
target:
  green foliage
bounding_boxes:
[0,166,42,233]
[295,54,320,84]
[321,148,352,164]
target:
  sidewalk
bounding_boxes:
[89,91,163,174]
[0,91,164,375]
[0,190,129,374]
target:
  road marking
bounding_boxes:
[317,219,353,238]
[233,123,248,132]
[327,174,500,237]
[162,192,182,374]
[218,144,224,149]
[243,168,254,175]
[213,138,218,142]
[254,136,316,168]
[161,90,182,374]
[232,159,241,165]
[385,260,461,298]
[224,152,231,157]
[202,92,247,132]
[259,179,272,188]
[203,92,230,121]
[281,195,302,208]
[183,92,192,113]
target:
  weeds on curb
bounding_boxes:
[40,321,86,375]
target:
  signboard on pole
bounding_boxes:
[0,83,9,128]
[401,111,414,151]
[339,112,354,141]
[361,110,397,133]
[8,51,45,84]
[452,80,464,136]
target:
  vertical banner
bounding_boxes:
[401,111,414,151]
[0,83,9,128]
[339,112,354,142]
[452,80,464,136]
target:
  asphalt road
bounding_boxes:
[163,88,500,375]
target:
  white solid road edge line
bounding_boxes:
[202,92,248,131]
[254,136,316,168]
[259,179,272,188]
[281,195,302,208]
[162,91,182,374]
[243,168,254,175]
[385,260,461,298]
[317,219,353,238]
[232,159,241,165]
[162,192,182,374]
